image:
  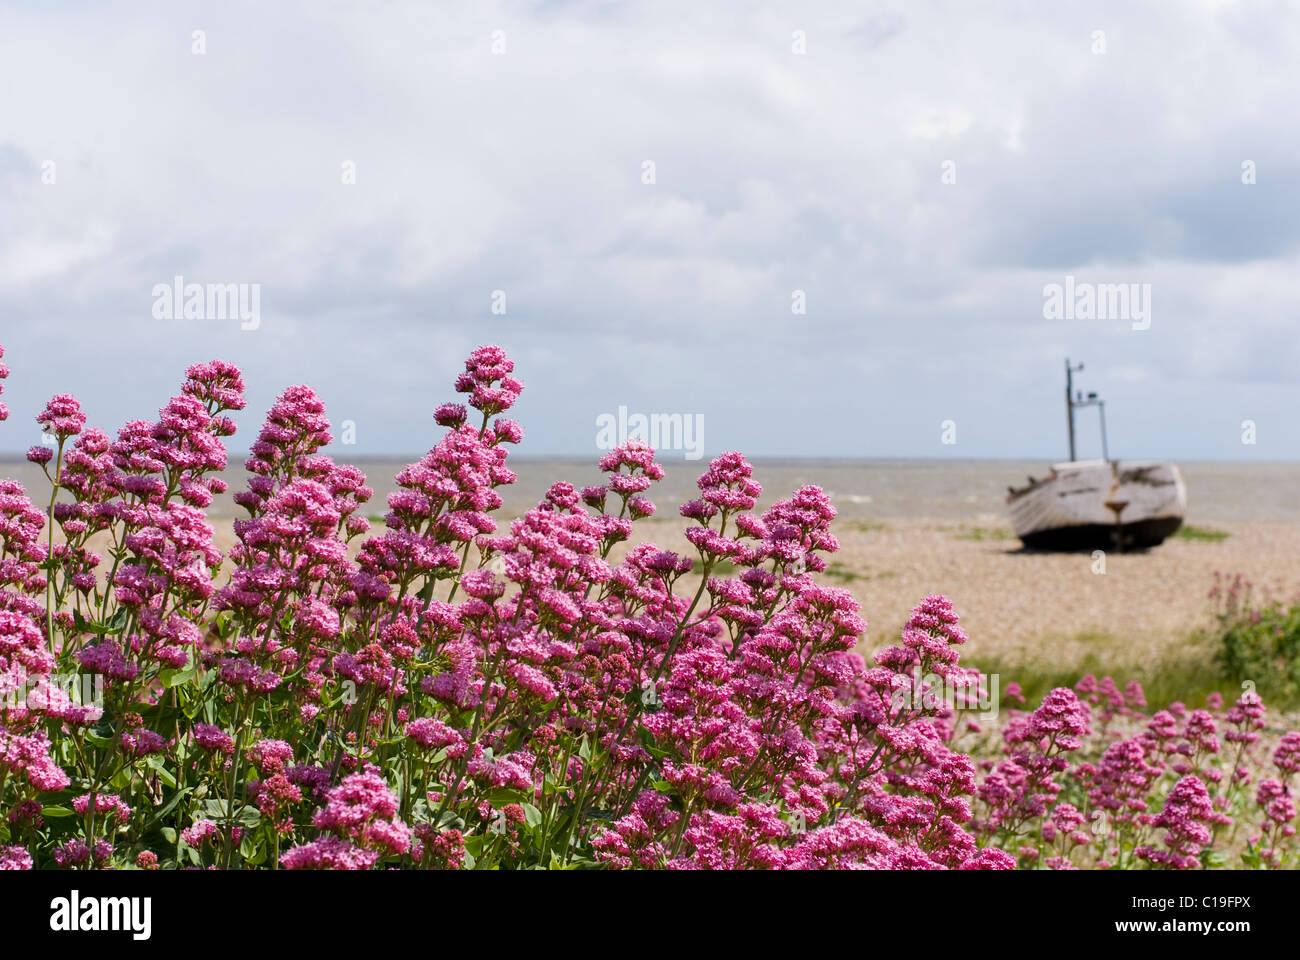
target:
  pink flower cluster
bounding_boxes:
[967,675,1300,870]
[282,771,409,869]
[1,340,1297,871]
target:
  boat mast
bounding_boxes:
[1065,358,1082,462]
[1064,359,1110,463]
[1098,400,1109,461]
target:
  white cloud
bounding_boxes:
[0,0,1298,461]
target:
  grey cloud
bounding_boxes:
[0,0,1298,462]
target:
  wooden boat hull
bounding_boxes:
[1006,459,1186,551]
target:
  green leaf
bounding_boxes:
[72,609,116,635]
[548,853,588,870]
[159,661,197,688]
[146,755,178,789]
[435,810,466,831]
[41,805,75,818]
[143,788,191,832]
[214,610,236,640]
[201,799,231,820]
[521,803,543,829]
[201,799,261,828]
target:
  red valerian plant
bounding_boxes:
[967,678,1300,870]
[0,342,1295,870]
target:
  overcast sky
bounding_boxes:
[1,0,1297,463]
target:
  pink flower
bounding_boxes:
[0,845,32,870]
[71,793,133,821]
[1273,731,1300,777]
[247,739,294,773]
[120,727,167,758]
[281,835,379,870]
[1135,775,1232,869]
[193,724,235,754]
[405,718,467,756]
[182,819,222,847]
[309,770,410,859]
[181,359,247,414]
[1256,779,1296,826]
[455,345,523,417]
[53,838,113,868]
[36,393,86,438]
[14,342,1299,874]
[434,403,467,427]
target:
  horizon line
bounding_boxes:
[2,452,1299,465]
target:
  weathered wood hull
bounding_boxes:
[1006,459,1186,551]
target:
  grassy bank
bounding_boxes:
[966,628,1277,712]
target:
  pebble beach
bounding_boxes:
[7,455,1297,680]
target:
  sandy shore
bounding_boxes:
[145,511,1300,679]
[622,514,1300,674]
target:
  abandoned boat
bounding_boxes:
[1005,361,1186,551]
